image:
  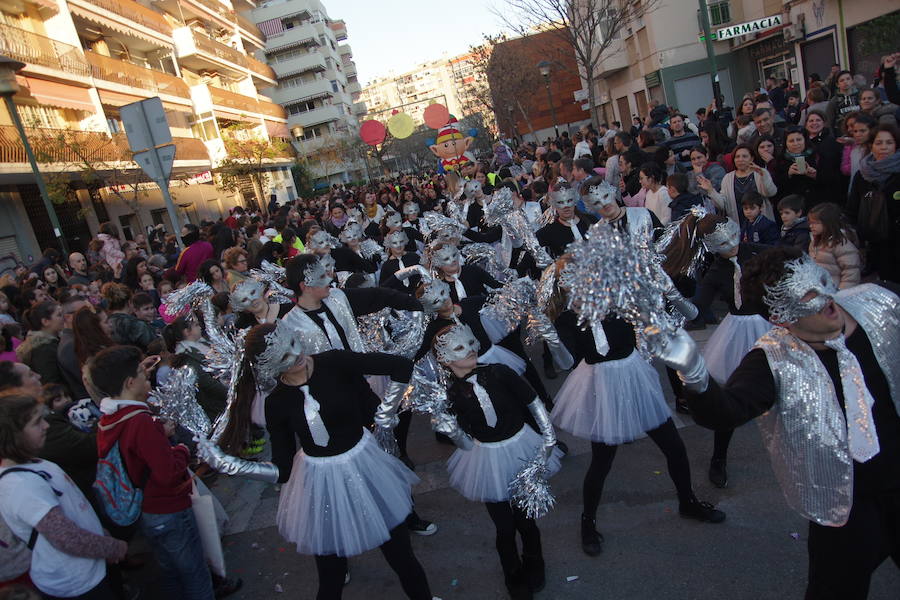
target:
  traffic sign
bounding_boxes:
[133,144,176,182]
[121,97,172,153]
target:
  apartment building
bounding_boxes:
[585,0,898,130]
[250,0,365,186]
[0,0,294,260]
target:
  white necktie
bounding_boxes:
[823,335,880,462]
[299,385,330,447]
[591,321,610,356]
[466,373,497,427]
[565,219,583,242]
[729,256,743,310]
[449,274,467,300]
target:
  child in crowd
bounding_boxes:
[666,173,704,222]
[807,202,861,289]
[0,394,127,599]
[133,293,164,335]
[776,194,811,250]
[0,292,16,325]
[739,191,779,245]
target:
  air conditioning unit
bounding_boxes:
[783,15,805,41]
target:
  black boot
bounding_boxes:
[580,514,604,556]
[708,457,728,488]
[521,553,545,593]
[504,567,533,600]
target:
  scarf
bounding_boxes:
[858,151,900,186]
[331,215,349,228]
[365,204,380,219]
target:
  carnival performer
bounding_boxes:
[304,229,339,283]
[429,322,562,600]
[431,243,501,304]
[231,277,294,329]
[333,222,379,284]
[547,256,725,558]
[200,320,439,600]
[658,246,900,599]
[661,213,772,487]
[380,230,422,293]
[579,175,662,243]
[280,254,437,535]
[536,182,597,259]
[402,202,425,253]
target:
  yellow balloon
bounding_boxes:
[388,113,415,139]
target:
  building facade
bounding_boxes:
[585,0,899,131]
[0,0,295,261]
[250,0,365,186]
[359,56,464,126]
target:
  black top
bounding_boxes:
[447,364,537,443]
[692,244,764,316]
[441,264,502,304]
[416,296,492,361]
[332,246,377,274]
[266,350,413,473]
[687,326,900,496]
[557,312,636,365]
[379,253,421,291]
[233,302,294,330]
[536,214,598,258]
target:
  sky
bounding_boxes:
[325,0,507,85]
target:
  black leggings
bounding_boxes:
[582,418,695,520]
[395,409,413,455]
[485,501,542,578]
[666,367,735,462]
[313,522,431,600]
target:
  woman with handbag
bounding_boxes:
[846,123,900,283]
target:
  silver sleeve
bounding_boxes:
[431,412,474,451]
[196,437,280,483]
[526,399,557,460]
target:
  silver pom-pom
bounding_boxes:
[481,277,537,336]
[483,188,553,269]
[162,281,213,319]
[508,449,556,519]
[248,260,294,303]
[208,327,247,444]
[359,238,386,263]
[403,354,449,416]
[561,222,677,357]
[152,366,209,437]
[461,243,514,282]
[422,211,467,243]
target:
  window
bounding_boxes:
[330,80,338,92]
[17,104,66,129]
[709,1,730,26]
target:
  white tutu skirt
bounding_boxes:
[551,350,670,444]
[447,425,562,503]
[480,311,511,344]
[703,313,773,385]
[276,429,419,557]
[478,344,526,375]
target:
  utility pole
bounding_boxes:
[698,0,723,111]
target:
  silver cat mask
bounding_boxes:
[229,279,266,311]
[403,202,419,217]
[764,255,838,324]
[419,279,450,314]
[431,245,461,268]
[549,186,577,209]
[584,181,617,211]
[434,322,480,364]
[384,230,409,250]
[339,223,364,244]
[703,219,741,254]
[303,258,333,287]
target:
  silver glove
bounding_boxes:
[655,327,709,393]
[431,411,474,450]
[374,380,408,430]
[195,437,280,483]
[526,399,557,461]
[528,312,574,371]
[394,264,429,283]
[662,275,699,321]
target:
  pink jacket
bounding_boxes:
[97,233,125,270]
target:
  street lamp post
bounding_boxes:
[0,55,69,255]
[537,60,560,140]
[505,104,519,143]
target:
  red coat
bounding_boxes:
[174,241,214,283]
[96,404,191,514]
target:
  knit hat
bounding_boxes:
[436,117,464,144]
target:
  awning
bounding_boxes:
[98,89,146,107]
[213,109,257,123]
[264,119,289,138]
[15,76,94,111]
[68,2,168,46]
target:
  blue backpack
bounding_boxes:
[94,410,149,526]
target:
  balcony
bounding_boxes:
[236,14,265,44]
[346,80,360,95]
[270,51,326,79]
[330,20,347,41]
[352,101,367,116]
[71,0,172,38]
[265,77,333,106]
[154,0,233,29]
[0,127,209,164]
[247,55,277,84]
[250,4,310,28]
[337,43,351,57]
[594,37,628,78]
[0,23,90,78]
[263,22,318,54]
[344,63,357,78]
[257,99,286,119]
[209,85,263,114]
[174,26,248,75]
[287,104,343,128]
[86,52,190,99]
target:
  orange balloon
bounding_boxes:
[424,103,450,129]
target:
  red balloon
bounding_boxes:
[424,103,450,129]
[359,120,386,146]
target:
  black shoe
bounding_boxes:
[679,498,726,523]
[709,458,728,488]
[555,439,569,457]
[407,513,438,536]
[684,318,705,331]
[580,514,604,556]
[521,554,545,593]
[398,452,415,471]
[543,363,557,379]
[675,398,691,415]
[504,567,533,600]
[213,576,243,599]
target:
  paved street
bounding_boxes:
[135,326,900,599]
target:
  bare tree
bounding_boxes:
[494,0,659,130]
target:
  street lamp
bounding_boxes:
[537,60,560,139]
[0,55,68,254]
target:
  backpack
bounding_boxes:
[93,410,149,527]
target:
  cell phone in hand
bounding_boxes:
[795,156,807,175]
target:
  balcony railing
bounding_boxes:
[0,23,90,77]
[209,85,263,114]
[236,14,264,40]
[80,0,172,36]
[192,31,248,68]
[86,52,190,98]
[184,0,233,22]
[247,55,276,80]
[257,99,286,119]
